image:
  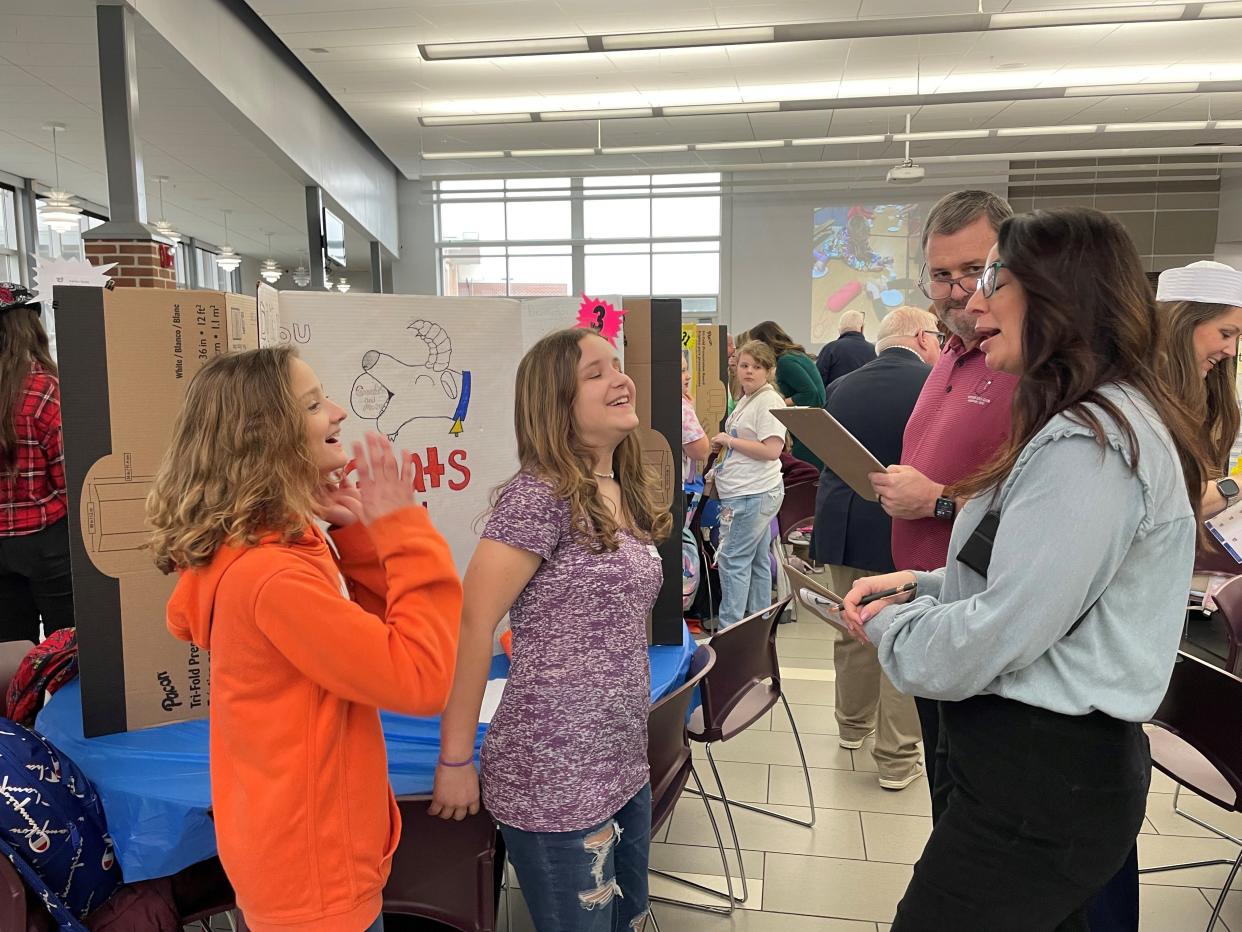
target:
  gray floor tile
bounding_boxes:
[762,851,911,923]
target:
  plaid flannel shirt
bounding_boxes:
[1,363,67,535]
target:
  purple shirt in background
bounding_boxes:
[479,472,662,832]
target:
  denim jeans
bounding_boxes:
[499,785,651,932]
[363,914,384,932]
[716,487,784,627]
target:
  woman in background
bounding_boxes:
[748,320,826,469]
[0,283,73,643]
[682,349,709,486]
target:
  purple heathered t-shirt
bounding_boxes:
[479,472,662,833]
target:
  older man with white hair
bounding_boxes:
[810,305,941,789]
[816,308,876,389]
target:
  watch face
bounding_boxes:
[935,497,955,519]
[1220,478,1240,498]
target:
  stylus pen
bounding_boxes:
[858,581,917,606]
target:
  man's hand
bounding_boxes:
[869,465,944,520]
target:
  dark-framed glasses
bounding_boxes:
[978,261,1006,298]
[917,265,981,301]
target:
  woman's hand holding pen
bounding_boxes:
[841,571,918,643]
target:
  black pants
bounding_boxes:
[893,694,1150,932]
[915,696,951,824]
[0,517,75,643]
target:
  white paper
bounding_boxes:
[1205,499,1242,563]
[479,678,507,724]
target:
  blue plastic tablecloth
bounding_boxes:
[35,624,695,883]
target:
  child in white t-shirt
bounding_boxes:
[709,340,788,626]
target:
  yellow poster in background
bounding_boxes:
[680,323,697,397]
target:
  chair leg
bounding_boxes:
[704,745,751,905]
[649,764,739,915]
[691,697,817,829]
[1206,847,1242,932]
[647,908,662,932]
[1139,785,1241,876]
[1174,784,1242,846]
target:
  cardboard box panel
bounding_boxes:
[57,287,261,736]
[693,324,729,437]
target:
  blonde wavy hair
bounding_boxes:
[146,346,321,573]
[496,328,672,552]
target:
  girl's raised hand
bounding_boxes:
[314,478,364,528]
[351,433,417,524]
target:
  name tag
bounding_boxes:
[647,544,660,559]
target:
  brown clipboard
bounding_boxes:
[773,407,885,502]
[782,561,852,636]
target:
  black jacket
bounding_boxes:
[815,331,876,389]
[811,348,932,573]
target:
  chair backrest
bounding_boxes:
[776,481,818,541]
[647,645,716,834]
[1151,651,1242,812]
[699,597,792,737]
[1196,536,1241,577]
[0,855,49,932]
[1209,575,1242,672]
[0,641,35,703]
[384,796,499,932]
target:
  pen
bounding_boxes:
[858,581,917,607]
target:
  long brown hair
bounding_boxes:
[0,305,57,474]
[1161,300,1240,472]
[952,208,1208,511]
[146,346,322,573]
[499,328,671,552]
[749,320,810,359]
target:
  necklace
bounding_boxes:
[593,471,615,480]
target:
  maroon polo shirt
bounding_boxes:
[891,336,1018,571]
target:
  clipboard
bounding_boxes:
[782,561,852,636]
[773,407,885,502]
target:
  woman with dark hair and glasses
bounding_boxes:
[838,208,1209,931]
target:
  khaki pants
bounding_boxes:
[827,564,923,781]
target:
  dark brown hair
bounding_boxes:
[952,208,1208,512]
[1160,300,1240,473]
[0,305,57,474]
[749,320,809,358]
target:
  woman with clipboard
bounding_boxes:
[838,208,1209,931]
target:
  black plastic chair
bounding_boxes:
[646,644,740,915]
[685,597,812,905]
[1139,651,1242,931]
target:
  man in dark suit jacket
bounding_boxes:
[809,306,942,791]
[815,309,876,388]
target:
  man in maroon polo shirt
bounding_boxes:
[869,190,1015,820]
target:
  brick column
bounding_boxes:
[84,240,176,289]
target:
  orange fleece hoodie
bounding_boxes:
[167,506,462,932]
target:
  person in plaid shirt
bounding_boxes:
[0,282,73,642]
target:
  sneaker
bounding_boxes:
[878,765,925,791]
[839,730,875,750]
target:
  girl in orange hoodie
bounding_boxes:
[146,346,462,932]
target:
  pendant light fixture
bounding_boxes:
[291,254,311,288]
[259,234,282,284]
[336,277,351,294]
[152,176,179,243]
[39,123,83,234]
[215,210,242,273]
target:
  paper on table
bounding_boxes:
[480,678,507,724]
[773,407,886,502]
[1206,501,1242,563]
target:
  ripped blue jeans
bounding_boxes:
[499,785,651,932]
[716,487,784,628]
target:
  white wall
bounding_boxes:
[722,167,1008,352]
[391,179,438,296]
[1216,171,1242,268]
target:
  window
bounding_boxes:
[36,207,104,262]
[0,187,18,282]
[435,173,720,304]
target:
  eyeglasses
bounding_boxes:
[922,330,948,348]
[978,260,1006,298]
[917,264,981,301]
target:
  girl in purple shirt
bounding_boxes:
[430,328,672,932]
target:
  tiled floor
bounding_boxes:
[496,615,1242,932]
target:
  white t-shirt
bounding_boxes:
[712,384,787,498]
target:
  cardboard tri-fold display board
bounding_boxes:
[56,287,273,737]
[58,287,684,735]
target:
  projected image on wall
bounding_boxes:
[810,204,927,343]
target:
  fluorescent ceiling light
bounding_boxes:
[602,144,691,154]
[663,101,781,116]
[1199,1,1242,18]
[541,107,653,121]
[990,5,1185,29]
[421,37,590,60]
[1214,120,1242,128]
[601,26,774,51]
[420,112,531,126]
[695,139,785,150]
[422,151,506,160]
[509,147,597,157]
[996,124,1098,136]
[1065,82,1198,96]
[1103,121,1210,132]
[791,135,887,146]
[894,129,990,140]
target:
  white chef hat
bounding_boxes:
[1156,260,1242,307]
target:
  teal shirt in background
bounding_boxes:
[775,352,826,469]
